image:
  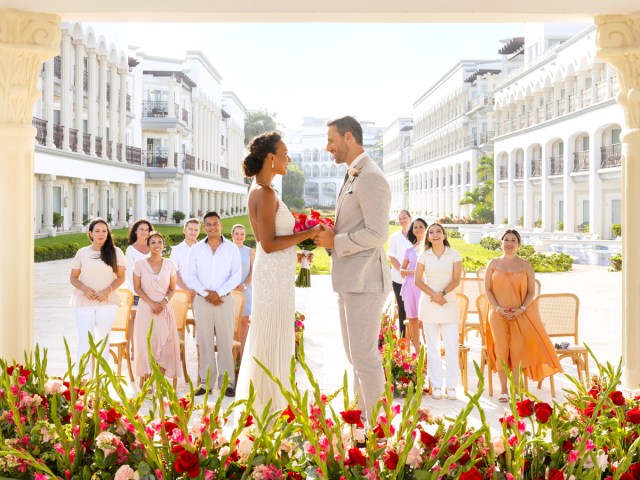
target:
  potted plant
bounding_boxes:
[172,210,186,224]
[53,212,63,230]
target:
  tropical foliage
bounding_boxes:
[459,155,494,223]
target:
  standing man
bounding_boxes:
[388,210,412,337]
[314,116,391,422]
[170,217,200,298]
[188,211,241,397]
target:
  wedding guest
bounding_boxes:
[132,231,180,383]
[388,210,412,337]
[399,218,428,353]
[125,219,153,303]
[169,217,200,299]
[69,218,126,369]
[484,229,563,403]
[414,223,462,401]
[231,224,255,358]
[188,211,242,397]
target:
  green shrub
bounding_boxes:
[609,253,622,272]
[114,237,129,252]
[480,237,501,251]
[462,256,485,272]
[34,243,80,262]
[518,244,573,272]
[53,212,63,228]
[172,210,186,224]
[611,223,621,237]
[446,229,462,239]
[557,221,564,231]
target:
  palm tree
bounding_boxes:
[459,154,494,223]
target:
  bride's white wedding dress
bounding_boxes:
[235,197,296,416]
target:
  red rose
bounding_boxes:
[534,402,553,423]
[104,407,121,424]
[172,445,201,478]
[345,447,367,467]
[372,423,386,438]
[628,463,640,478]
[583,402,597,417]
[588,385,601,399]
[287,472,303,480]
[459,467,483,480]
[163,421,179,435]
[419,430,437,448]
[281,405,295,423]
[548,468,565,480]
[561,440,574,452]
[516,398,535,417]
[610,390,627,406]
[244,414,254,427]
[383,449,399,470]
[340,409,364,428]
[620,474,635,480]
[627,407,640,425]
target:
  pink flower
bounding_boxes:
[35,474,49,480]
[492,437,505,455]
[585,439,595,452]
[114,465,139,480]
[507,435,518,447]
[568,449,579,463]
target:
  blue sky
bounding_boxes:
[128,23,526,130]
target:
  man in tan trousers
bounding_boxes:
[315,116,392,422]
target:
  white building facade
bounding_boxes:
[493,24,623,240]
[33,22,247,236]
[382,117,412,216]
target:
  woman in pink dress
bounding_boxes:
[399,218,427,353]
[132,231,180,383]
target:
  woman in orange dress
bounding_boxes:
[484,229,562,402]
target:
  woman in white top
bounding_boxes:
[125,219,153,304]
[70,218,126,370]
[414,222,462,400]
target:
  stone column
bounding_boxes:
[0,9,59,362]
[595,13,640,389]
[168,76,176,117]
[98,54,108,158]
[43,57,54,147]
[118,67,127,161]
[87,48,98,156]
[168,130,176,169]
[60,30,72,151]
[167,180,175,222]
[40,175,56,234]
[73,38,84,151]
[193,188,201,217]
[98,181,110,219]
[109,62,119,160]
[118,183,128,227]
[208,190,215,215]
[507,154,516,224]
[523,149,533,228]
[72,178,85,231]
[562,136,575,232]
[201,189,208,214]
[541,144,552,232]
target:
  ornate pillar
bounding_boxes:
[201,189,208,214]
[118,183,128,227]
[0,8,59,362]
[109,62,119,160]
[215,191,222,214]
[596,13,640,389]
[87,48,98,156]
[541,144,552,232]
[507,153,516,224]
[167,180,175,222]
[193,188,201,217]
[73,38,84,152]
[43,57,54,147]
[98,54,108,159]
[562,135,575,231]
[98,180,110,219]
[168,76,176,117]
[40,175,56,234]
[60,30,72,151]
[168,130,176,169]
[523,149,533,228]
[208,190,215,215]
[72,178,85,231]
[118,67,127,161]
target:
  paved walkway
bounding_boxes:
[35,260,621,431]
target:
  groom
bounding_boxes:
[314,116,391,422]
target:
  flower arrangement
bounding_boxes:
[294,311,305,359]
[2,339,640,479]
[292,209,334,288]
[378,309,427,397]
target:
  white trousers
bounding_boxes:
[74,305,118,364]
[424,321,460,390]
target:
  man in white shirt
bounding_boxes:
[169,217,200,298]
[388,210,412,336]
[187,211,241,397]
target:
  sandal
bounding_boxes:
[498,393,509,403]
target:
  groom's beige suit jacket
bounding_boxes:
[331,155,391,294]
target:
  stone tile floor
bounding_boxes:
[35,260,621,432]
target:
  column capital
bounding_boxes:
[596,13,640,129]
[72,178,86,185]
[86,47,97,56]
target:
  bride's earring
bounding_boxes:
[271,159,275,169]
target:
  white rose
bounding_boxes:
[114,464,138,480]
[237,437,254,458]
[492,436,505,456]
[44,379,65,395]
[406,445,423,468]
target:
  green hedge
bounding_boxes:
[609,253,622,272]
[517,245,573,272]
[480,237,501,251]
[34,243,80,262]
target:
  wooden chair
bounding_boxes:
[458,278,484,340]
[476,266,487,280]
[108,289,134,381]
[534,293,588,397]
[475,293,494,396]
[170,290,191,389]
[534,278,542,297]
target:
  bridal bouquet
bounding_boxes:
[292,209,334,287]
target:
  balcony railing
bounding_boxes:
[83,70,88,91]
[126,94,131,112]
[54,56,61,78]
[514,161,524,179]
[144,150,169,168]
[220,166,230,179]
[32,117,47,146]
[573,150,590,172]
[182,108,189,124]
[601,143,621,168]
[69,128,78,152]
[183,154,196,171]
[126,146,142,165]
[550,156,564,175]
[117,143,123,161]
[106,83,111,104]
[107,142,112,160]
[499,166,508,180]
[479,131,494,144]
[83,133,90,154]
[531,159,542,177]
[95,137,103,157]
[142,101,169,117]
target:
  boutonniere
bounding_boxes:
[348,166,361,177]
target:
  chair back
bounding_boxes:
[458,277,484,314]
[475,293,489,346]
[534,293,580,343]
[456,293,469,344]
[113,289,134,339]
[170,290,190,332]
[534,278,542,297]
[476,266,487,280]
[230,290,246,337]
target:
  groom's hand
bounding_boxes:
[314,226,335,249]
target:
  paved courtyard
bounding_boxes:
[35,260,621,431]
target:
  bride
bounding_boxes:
[235,131,321,416]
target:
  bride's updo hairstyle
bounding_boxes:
[242,131,282,177]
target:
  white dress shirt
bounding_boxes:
[187,236,242,298]
[169,240,193,289]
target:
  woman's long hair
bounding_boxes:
[407,218,428,246]
[128,219,153,245]
[88,218,118,273]
[424,222,451,250]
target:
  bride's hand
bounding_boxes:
[308,224,323,239]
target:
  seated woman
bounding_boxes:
[132,231,180,384]
[484,229,563,403]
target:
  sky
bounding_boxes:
[128,23,526,130]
